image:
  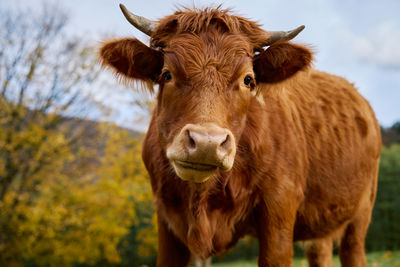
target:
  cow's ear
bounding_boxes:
[100,38,163,82]
[253,43,312,84]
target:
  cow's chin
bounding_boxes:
[171,160,219,183]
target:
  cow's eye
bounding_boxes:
[244,76,252,86]
[244,75,255,90]
[163,71,172,81]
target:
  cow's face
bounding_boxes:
[100,6,312,183]
[155,32,258,182]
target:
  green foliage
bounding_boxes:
[392,122,400,135]
[381,121,400,146]
[212,236,258,263]
[367,144,400,251]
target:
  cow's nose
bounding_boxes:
[166,123,237,181]
[183,125,234,168]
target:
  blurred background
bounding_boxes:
[0,0,399,266]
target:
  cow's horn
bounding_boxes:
[265,25,305,45]
[119,4,156,36]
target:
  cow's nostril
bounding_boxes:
[220,134,230,149]
[187,130,196,149]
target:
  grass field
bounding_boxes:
[212,251,400,267]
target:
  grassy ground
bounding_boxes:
[212,251,400,267]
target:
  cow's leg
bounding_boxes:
[304,237,333,267]
[338,175,377,267]
[193,256,211,267]
[256,200,297,267]
[338,213,371,267]
[157,216,191,267]
[194,256,202,267]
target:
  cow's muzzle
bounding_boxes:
[166,123,236,183]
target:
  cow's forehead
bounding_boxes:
[150,7,266,50]
[162,32,253,80]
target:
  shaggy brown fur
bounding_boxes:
[100,7,381,267]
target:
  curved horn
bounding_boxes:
[265,25,305,46]
[119,4,156,36]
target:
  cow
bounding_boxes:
[100,4,382,267]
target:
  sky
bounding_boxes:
[2,0,399,128]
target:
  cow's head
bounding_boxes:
[100,5,312,183]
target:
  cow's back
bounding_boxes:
[261,69,381,240]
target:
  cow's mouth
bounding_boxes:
[171,160,218,183]
[174,160,218,172]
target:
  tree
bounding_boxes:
[101,126,158,267]
[381,121,400,146]
[0,4,145,265]
[367,144,400,250]
[0,3,100,202]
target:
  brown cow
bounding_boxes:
[100,5,381,267]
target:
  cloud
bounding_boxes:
[342,21,400,69]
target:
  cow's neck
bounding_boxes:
[186,180,215,257]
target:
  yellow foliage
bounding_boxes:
[0,120,155,265]
[136,213,158,258]
[0,5,157,264]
